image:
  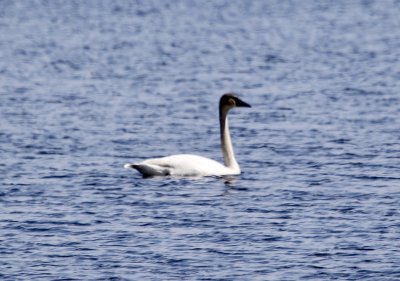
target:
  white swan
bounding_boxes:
[124,93,251,177]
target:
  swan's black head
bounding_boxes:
[219,93,251,109]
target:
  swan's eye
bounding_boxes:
[228,98,236,106]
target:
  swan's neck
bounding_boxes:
[219,108,240,172]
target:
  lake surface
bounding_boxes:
[1,1,400,280]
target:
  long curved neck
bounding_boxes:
[219,107,240,171]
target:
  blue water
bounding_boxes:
[1,1,400,280]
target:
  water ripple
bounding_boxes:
[1,1,400,280]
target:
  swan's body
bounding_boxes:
[125,93,251,177]
[124,154,237,177]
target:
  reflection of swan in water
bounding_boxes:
[124,93,251,177]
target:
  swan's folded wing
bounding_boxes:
[124,163,170,177]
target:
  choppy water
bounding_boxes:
[1,1,400,280]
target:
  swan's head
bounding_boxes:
[219,93,251,111]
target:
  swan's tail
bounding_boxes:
[124,163,136,169]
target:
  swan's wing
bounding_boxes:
[124,163,171,177]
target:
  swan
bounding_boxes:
[124,93,251,177]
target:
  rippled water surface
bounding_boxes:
[1,1,400,280]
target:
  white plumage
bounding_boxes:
[124,93,251,177]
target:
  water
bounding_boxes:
[1,1,400,280]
